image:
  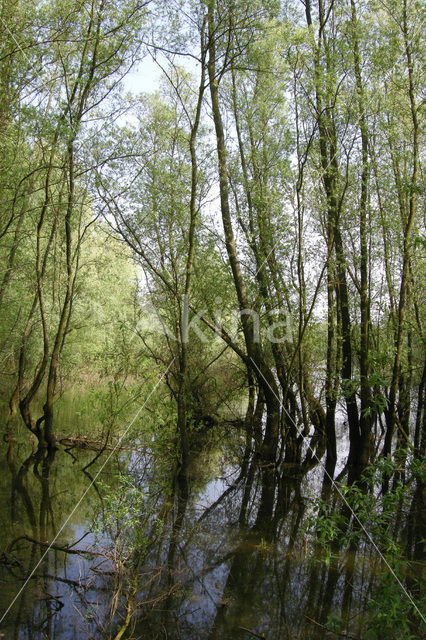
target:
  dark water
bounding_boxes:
[0,425,421,639]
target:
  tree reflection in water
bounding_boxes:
[0,434,423,639]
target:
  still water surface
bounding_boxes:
[0,424,408,639]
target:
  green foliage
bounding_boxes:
[363,566,424,640]
[0,0,424,637]
[306,453,425,637]
[94,473,151,552]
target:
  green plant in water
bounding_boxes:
[306,451,425,637]
[362,564,425,640]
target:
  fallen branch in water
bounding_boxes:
[40,573,110,592]
[58,433,151,454]
[82,429,111,471]
[304,614,361,639]
[238,627,268,640]
[7,535,104,557]
[59,433,117,451]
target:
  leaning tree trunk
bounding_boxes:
[207,0,281,516]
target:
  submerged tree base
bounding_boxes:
[0,424,424,640]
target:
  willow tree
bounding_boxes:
[2,0,148,447]
[95,61,224,474]
[374,0,423,467]
[205,0,286,512]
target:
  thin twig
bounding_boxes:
[238,627,268,640]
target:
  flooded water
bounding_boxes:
[0,422,422,639]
